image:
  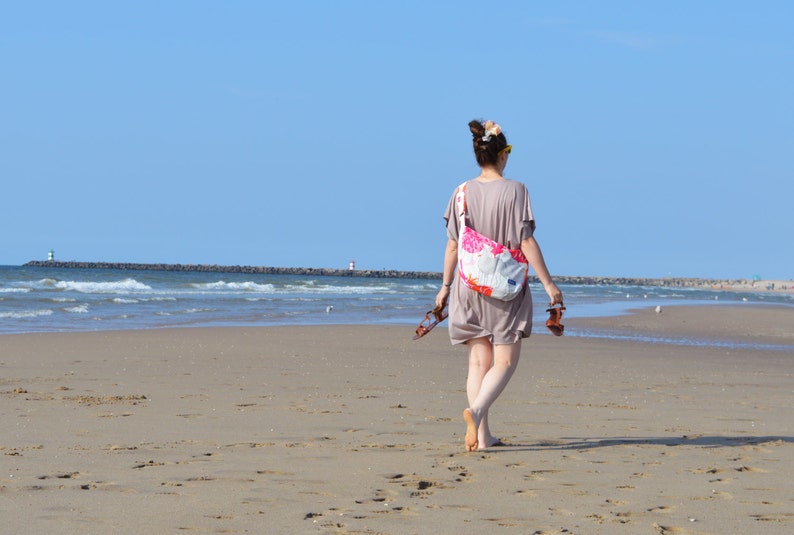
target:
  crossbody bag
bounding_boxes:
[455,182,529,301]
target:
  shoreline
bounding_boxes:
[20,259,794,291]
[565,303,794,351]
[3,303,792,351]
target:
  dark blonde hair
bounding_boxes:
[469,119,508,167]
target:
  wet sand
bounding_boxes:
[1,305,793,533]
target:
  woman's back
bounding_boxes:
[447,178,535,250]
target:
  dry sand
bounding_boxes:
[1,305,793,534]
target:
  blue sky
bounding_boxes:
[2,1,792,280]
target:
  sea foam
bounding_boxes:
[0,309,54,319]
[190,281,276,292]
[53,279,152,294]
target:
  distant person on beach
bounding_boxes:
[435,119,563,452]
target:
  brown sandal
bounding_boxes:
[545,302,566,336]
[413,305,449,340]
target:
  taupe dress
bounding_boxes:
[443,178,536,345]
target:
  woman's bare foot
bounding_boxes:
[478,437,504,450]
[463,409,478,452]
[479,437,506,450]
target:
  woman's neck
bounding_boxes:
[477,165,503,181]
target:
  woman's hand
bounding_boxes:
[435,285,450,310]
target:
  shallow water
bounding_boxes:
[1,265,792,350]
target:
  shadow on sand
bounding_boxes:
[488,435,794,452]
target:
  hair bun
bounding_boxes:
[468,120,485,139]
[468,118,507,166]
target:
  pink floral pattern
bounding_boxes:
[461,225,501,254]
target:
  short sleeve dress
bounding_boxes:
[443,178,537,345]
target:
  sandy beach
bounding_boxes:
[2,305,793,534]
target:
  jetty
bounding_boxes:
[23,260,751,289]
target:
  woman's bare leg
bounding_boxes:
[466,338,497,447]
[463,339,521,451]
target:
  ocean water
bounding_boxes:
[1,265,792,348]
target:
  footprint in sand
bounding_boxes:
[750,513,794,522]
[689,466,725,474]
[132,460,166,469]
[523,469,560,481]
[647,505,674,513]
[652,523,704,534]
[37,472,80,480]
[386,473,448,497]
[735,465,767,473]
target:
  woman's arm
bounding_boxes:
[521,236,563,305]
[435,238,458,309]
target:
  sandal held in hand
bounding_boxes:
[545,302,566,336]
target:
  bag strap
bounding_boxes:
[455,183,467,231]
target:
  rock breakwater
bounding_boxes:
[24,260,439,280]
[23,260,749,289]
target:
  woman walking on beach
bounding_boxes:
[436,119,563,452]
